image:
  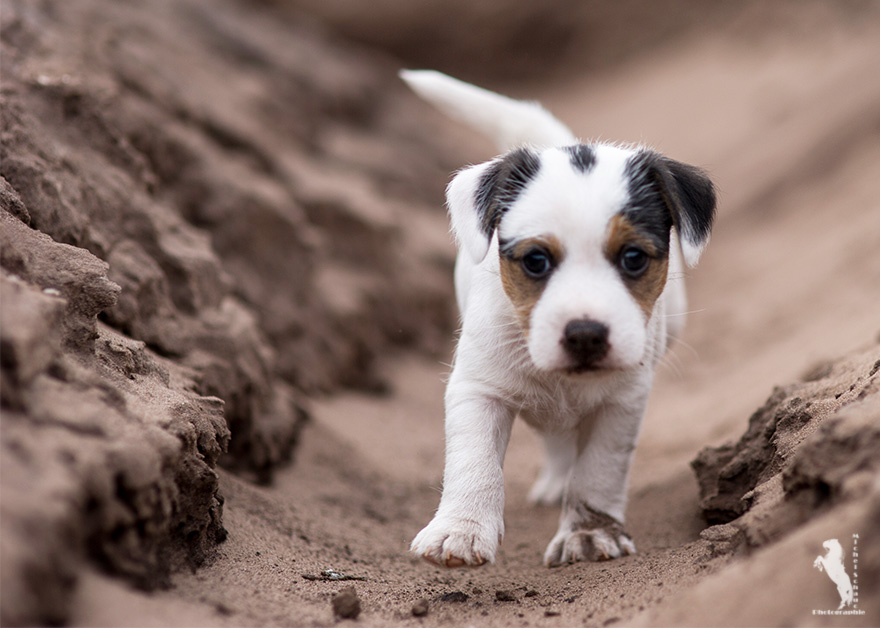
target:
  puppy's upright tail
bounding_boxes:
[399,69,577,152]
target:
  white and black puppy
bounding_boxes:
[401,70,716,568]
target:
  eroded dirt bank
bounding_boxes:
[2,0,459,623]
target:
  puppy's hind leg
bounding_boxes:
[543,392,648,567]
[527,431,577,506]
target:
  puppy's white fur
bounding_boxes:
[401,70,713,567]
[401,69,575,154]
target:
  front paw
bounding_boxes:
[543,509,635,567]
[410,515,502,568]
[544,527,635,566]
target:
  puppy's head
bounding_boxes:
[447,143,715,373]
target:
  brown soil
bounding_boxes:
[2,1,880,626]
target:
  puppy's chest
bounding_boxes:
[507,370,615,432]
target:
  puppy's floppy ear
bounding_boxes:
[628,151,716,267]
[446,147,541,264]
[656,158,716,266]
[446,161,500,263]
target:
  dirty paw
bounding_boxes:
[543,523,635,567]
[410,516,501,568]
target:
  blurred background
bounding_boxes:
[274,0,880,437]
[267,0,872,82]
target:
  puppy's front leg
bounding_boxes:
[543,392,648,567]
[411,389,514,567]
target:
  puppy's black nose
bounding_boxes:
[562,319,609,367]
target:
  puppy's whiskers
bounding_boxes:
[655,346,684,377]
[662,308,705,319]
[482,320,521,331]
[667,335,699,360]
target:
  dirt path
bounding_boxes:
[69,12,880,628]
[70,351,723,627]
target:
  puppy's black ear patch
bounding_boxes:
[474,160,504,235]
[475,147,541,239]
[658,157,716,255]
[625,150,716,266]
[447,147,541,263]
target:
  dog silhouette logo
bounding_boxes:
[813,539,854,610]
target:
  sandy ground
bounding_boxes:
[70,13,880,628]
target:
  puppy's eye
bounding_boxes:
[521,248,554,279]
[619,246,650,277]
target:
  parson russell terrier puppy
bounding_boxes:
[400,70,716,568]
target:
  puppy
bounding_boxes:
[401,70,716,568]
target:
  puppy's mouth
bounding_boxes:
[563,361,618,375]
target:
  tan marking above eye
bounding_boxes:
[604,215,669,319]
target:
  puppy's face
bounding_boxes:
[447,143,715,373]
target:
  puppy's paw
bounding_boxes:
[410,516,501,568]
[543,526,635,567]
[543,504,635,567]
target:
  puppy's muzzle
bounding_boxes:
[562,319,610,371]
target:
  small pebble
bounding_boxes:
[495,589,517,602]
[437,591,469,603]
[411,598,429,617]
[332,586,361,620]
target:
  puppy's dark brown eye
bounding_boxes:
[619,246,649,277]
[521,248,554,279]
